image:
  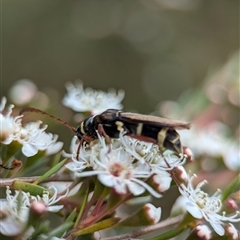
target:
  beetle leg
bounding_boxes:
[97,124,112,153]
[75,135,94,160]
[97,124,111,144]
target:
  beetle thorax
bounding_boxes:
[78,115,99,140]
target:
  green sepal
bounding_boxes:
[91,179,109,203]
[33,158,67,185]
[29,220,50,239]
[48,222,74,238]
[221,173,240,201]
[66,208,77,223]
[150,225,187,240]
[75,181,89,227]
[178,212,196,228]
[73,217,121,236]
[0,141,22,161]
[12,181,49,196]
[106,189,126,210]
[51,151,62,167]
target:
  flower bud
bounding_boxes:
[193,224,212,240]
[118,203,161,227]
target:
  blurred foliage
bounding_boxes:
[1,0,239,112]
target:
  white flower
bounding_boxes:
[0,97,62,157]
[15,121,61,157]
[62,82,124,114]
[9,79,37,105]
[178,174,240,236]
[64,136,92,173]
[0,188,30,236]
[120,134,185,192]
[65,132,186,198]
[0,97,22,143]
[30,186,68,212]
[181,122,240,170]
[0,186,67,237]
[45,141,64,156]
[222,143,240,171]
[65,133,162,198]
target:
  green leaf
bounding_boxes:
[221,173,240,201]
[12,181,48,196]
[150,225,187,240]
[33,158,67,184]
[48,222,74,238]
[66,208,77,223]
[73,217,121,236]
[28,220,50,239]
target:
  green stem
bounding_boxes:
[221,173,240,201]
[150,225,187,240]
[81,191,131,227]
[74,181,89,227]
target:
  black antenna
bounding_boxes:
[19,107,77,134]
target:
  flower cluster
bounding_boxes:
[1,81,239,239]
[0,186,66,236]
[175,173,240,236]
[181,122,240,171]
[64,133,185,198]
[62,82,125,114]
[0,97,63,157]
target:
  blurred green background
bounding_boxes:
[1,0,239,112]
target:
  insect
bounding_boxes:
[19,108,191,155]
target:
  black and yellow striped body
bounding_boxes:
[19,107,190,155]
[76,109,190,154]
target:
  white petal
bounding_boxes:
[185,202,203,219]
[47,205,64,212]
[98,174,114,187]
[210,221,225,236]
[46,141,63,155]
[22,144,38,157]
[127,181,145,196]
[65,162,86,172]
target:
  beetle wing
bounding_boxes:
[120,112,191,130]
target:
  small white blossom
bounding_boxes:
[66,132,185,198]
[181,122,240,170]
[64,136,92,173]
[62,82,125,114]
[0,188,30,236]
[9,79,37,105]
[178,174,240,236]
[0,186,66,236]
[0,97,62,157]
[15,121,61,157]
[18,121,55,156]
[30,186,68,212]
[0,97,22,142]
